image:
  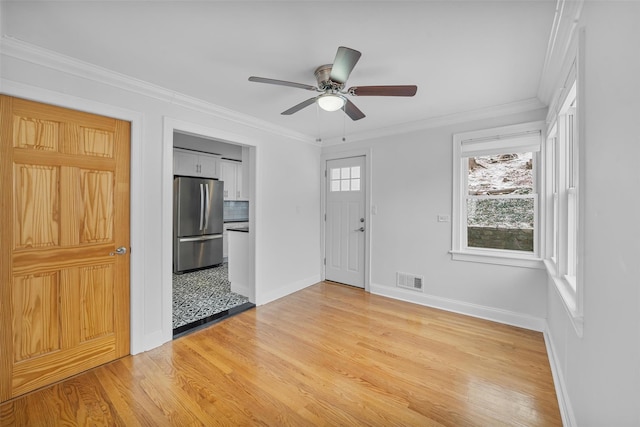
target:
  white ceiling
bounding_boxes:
[2,1,556,142]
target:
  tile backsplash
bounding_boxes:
[224,200,249,222]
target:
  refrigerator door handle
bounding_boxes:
[178,235,222,243]
[199,183,204,231]
[204,183,210,230]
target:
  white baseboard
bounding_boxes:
[543,326,577,427]
[369,283,546,332]
[140,330,168,355]
[257,275,321,306]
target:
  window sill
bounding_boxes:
[544,259,584,337]
[450,250,544,269]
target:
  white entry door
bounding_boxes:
[325,156,366,288]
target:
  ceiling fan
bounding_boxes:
[248,46,417,121]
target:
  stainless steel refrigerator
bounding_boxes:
[173,176,224,273]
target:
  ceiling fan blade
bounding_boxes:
[349,85,418,97]
[281,97,318,115]
[249,76,317,91]
[329,46,362,84]
[343,99,366,121]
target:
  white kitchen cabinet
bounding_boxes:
[173,148,220,179]
[220,159,247,200]
[223,221,248,259]
[228,227,254,303]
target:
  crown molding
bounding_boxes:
[537,0,584,106]
[1,35,549,148]
[321,97,547,146]
[0,36,319,146]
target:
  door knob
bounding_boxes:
[354,227,365,232]
[110,246,127,256]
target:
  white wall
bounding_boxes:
[323,108,549,330]
[0,39,321,353]
[544,2,640,425]
[173,132,243,161]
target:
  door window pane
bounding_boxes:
[329,166,362,192]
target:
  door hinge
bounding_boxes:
[324,213,326,221]
[323,257,326,265]
[324,169,327,177]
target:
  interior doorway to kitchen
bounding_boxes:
[166,124,256,338]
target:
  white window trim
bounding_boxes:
[451,121,545,269]
[542,30,585,337]
[544,103,583,336]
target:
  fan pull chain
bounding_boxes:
[342,106,347,143]
[316,103,322,144]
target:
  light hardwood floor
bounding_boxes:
[0,281,561,426]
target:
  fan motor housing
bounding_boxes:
[314,64,343,91]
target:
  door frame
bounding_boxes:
[321,148,372,291]
[162,118,258,342]
[1,81,146,353]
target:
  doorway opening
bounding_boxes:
[170,131,255,337]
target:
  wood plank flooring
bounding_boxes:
[0,282,562,426]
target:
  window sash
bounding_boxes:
[452,121,544,267]
[463,193,537,253]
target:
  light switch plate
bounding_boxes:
[437,214,450,222]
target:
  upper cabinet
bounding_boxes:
[174,148,220,179]
[220,159,248,200]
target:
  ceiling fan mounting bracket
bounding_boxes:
[314,64,344,93]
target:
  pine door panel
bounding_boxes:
[79,264,115,341]
[14,164,60,249]
[79,169,114,243]
[12,115,59,151]
[0,96,130,402]
[12,272,61,362]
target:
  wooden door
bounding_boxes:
[325,156,366,288]
[0,96,130,402]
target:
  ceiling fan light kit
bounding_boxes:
[249,46,417,121]
[317,93,346,112]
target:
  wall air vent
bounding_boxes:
[396,272,424,291]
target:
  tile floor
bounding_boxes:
[172,263,252,335]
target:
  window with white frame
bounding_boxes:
[452,122,544,267]
[545,78,582,328]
